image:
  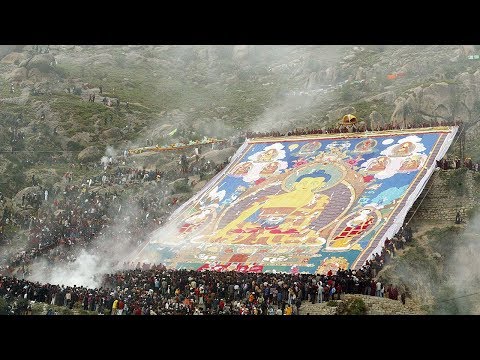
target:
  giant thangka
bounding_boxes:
[132,127,457,274]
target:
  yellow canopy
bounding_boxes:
[341,114,357,125]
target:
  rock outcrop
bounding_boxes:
[78,146,102,163]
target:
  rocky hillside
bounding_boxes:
[2,45,480,197]
[3,45,480,313]
[373,168,480,314]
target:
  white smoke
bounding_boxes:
[442,210,480,314]
[105,145,117,158]
[27,250,109,288]
[25,196,145,288]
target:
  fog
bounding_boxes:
[25,196,145,288]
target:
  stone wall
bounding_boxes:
[407,169,480,222]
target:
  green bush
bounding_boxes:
[336,297,368,315]
[16,298,29,313]
[57,307,74,315]
[326,300,337,307]
[66,140,85,151]
[446,168,467,196]
[0,298,9,315]
[174,180,192,194]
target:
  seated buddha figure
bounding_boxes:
[211,176,330,243]
[391,141,415,157]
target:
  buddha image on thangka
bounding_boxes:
[134,128,456,273]
[178,206,217,235]
[210,176,331,245]
[399,154,426,172]
[367,156,390,172]
[207,154,370,248]
[232,161,253,176]
[327,206,380,250]
[260,161,280,175]
[390,141,416,157]
[297,141,321,157]
[354,138,377,153]
[256,148,279,162]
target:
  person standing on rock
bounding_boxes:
[400,292,406,305]
[44,189,48,202]
[317,280,323,303]
[376,280,382,297]
[455,211,462,224]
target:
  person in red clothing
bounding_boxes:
[117,299,125,315]
[335,284,342,300]
[133,306,142,315]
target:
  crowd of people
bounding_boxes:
[2,181,179,276]
[244,119,461,139]
[437,157,480,171]
[0,222,413,315]
[0,115,450,315]
[0,136,236,278]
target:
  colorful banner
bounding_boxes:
[128,138,225,154]
[132,127,457,274]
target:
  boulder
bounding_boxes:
[369,111,385,129]
[305,71,320,89]
[355,67,365,81]
[463,90,476,113]
[70,132,93,147]
[419,82,452,116]
[25,53,55,72]
[201,147,236,165]
[465,121,480,144]
[13,186,42,207]
[0,52,27,64]
[7,67,28,81]
[0,45,17,60]
[365,91,396,104]
[24,168,58,189]
[78,146,102,163]
[28,67,50,81]
[390,97,406,127]
[101,127,123,141]
[325,66,337,83]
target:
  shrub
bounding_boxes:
[15,298,29,315]
[174,179,192,194]
[66,140,85,151]
[336,297,368,315]
[0,298,9,315]
[57,307,74,315]
[326,300,337,307]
